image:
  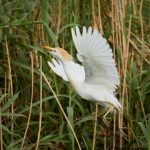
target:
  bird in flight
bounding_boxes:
[42,26,122,125]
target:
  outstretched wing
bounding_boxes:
[48,58,69,81]
[71,26,120,91]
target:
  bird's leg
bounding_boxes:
[103,106,114,126]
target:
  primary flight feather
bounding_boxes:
[43,26,121,124]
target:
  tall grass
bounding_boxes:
[0,0,150,149]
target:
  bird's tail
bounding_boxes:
[114,98,122,111]
[106,93,122,111]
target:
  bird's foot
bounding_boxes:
[103,116,111,126]
[102,106,114,126]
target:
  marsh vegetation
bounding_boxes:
[0,0,150,149]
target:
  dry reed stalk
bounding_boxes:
[35,56,43,150]
[126,15,132,141]
[112,110,116,150]
[114,0,123,148]
[138,0,148,127]
[56,0,62,34]
[114,1,119,48]
[129,35,150,64]
[92,103,98,150]
[139,0,144,54]
[130,51,134,76]
[91,0,99,149]
[97,0,103,34]
[91,0,97,28]
[114,0,127,148]
[132,0,137,15]
[5,35,14,142]
[111,0,116,59]
[139,0,144,75]
[111,0,116,150]
[129,39,142,56]
[20,52,34,150]
[119,0,127,148]
[34,1,41,21]
[33,21,40,69]
[41,71,82,150]
[111,1,117,149]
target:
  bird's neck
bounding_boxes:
[62,61,84,83]
[62,60,90,99]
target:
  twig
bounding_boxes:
[41,71,82,150]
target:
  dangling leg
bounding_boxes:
[103,106,114,126]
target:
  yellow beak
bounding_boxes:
[42,46,55,51]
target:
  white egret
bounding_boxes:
[42,26,122,124]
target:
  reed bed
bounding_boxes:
[0,0,150,149]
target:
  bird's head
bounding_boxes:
[42,46,73,62]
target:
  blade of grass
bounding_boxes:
[1,92,19,112]
[67,107,74,150]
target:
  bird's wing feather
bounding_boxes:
[71,26,120,91]
[48,58,69,81]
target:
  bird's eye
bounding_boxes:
[52,49,57,52]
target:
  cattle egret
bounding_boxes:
[42,26,122,125]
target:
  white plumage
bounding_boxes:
[44,26,121,124]
[48,58,69,81]
[71,27,120,91]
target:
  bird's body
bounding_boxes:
[62,60,121,109]
[43,26,122,120]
